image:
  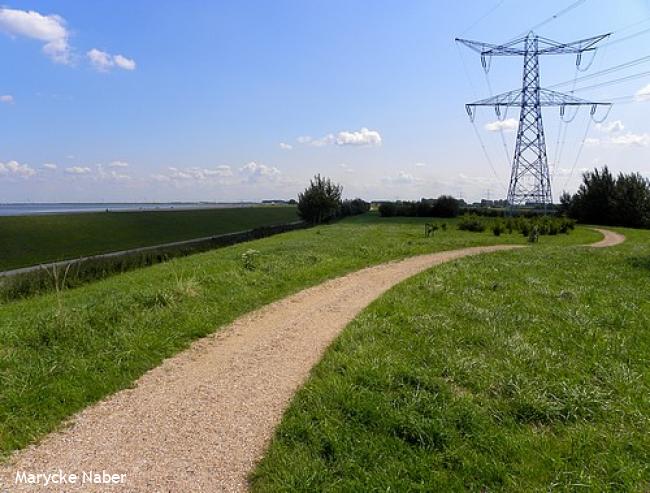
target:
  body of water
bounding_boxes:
[0,202,264,216]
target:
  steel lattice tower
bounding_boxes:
[456,32,612,209]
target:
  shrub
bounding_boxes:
[378,202,397,217]
[458,214,486,232]
[297,174,343,224]
[492,221,505,236]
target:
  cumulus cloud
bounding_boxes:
[0,160,36,178]
[335,127,382,146]
[108,160,129,168]
[239,161,281,182]
[338,163,354,174]
[584,137,601,146]
[485,118,518,132]
[596,120,624,134]
[152,165,233,183]
[0,7,70,64]
[414,162,426,168]
[0,94,13,104]
[635,83,650,102]
[297,127,382,147]
[279,142,293,150]
[65,166,92,174]
[113,54,136,70]
[42,163,57,170]
[610,133,650,147]
[382,171,415,185]
[96,164,130,181]
[87,48,136,72]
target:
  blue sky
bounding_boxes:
[1,0,649,202]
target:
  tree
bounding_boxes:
[432,195,461,218]
[565,166,650,228]
[570,166,616,224]
[297,174,342,224]
[613,172,650,228]
[558,191,573,216]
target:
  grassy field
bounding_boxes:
[252,227,650,492]
[0,214,597,459]
[0,206,298,271]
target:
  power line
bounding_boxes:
[599,25,650,49]
[561,114,593,191]
[572,69,650,93]
[460,0,507,36]
[548,54,650,89]
[508,0,588,41]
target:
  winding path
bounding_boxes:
[0,229,625,492]
[587,228,626,248]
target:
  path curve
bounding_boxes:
[587,228,626,248]
[0,245,521,492]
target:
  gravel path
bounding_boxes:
[0,245,521,492]
[587,228,626,248]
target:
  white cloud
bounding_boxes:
[338,163,354,173]
[335,127,382,146]
[153,165,233,183]
[279,142,293,150]
[555,167,589,177]
[239,161,281,182]
[414,162,426,168]
[635,83,650,102]
[0,160,36,178]
[382,171,415,185]
[65,166,92,174]
[610,132,650,147]
[108,160,129,168]
[485,118,518,132]
[0,7,70,64]
[0,94,14,104]
[150,173,171,182]
[96,164,130,181]
[42,163,57,170]
[584,137,601,146]
[297,127,382,147]
[596,120,624,134]
[87,48,136,72]
[113,54,136,70]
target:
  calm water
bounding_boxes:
[0,203,261,216]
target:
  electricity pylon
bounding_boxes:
[456,32,611,210]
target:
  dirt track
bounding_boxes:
[0,229,626,492]
[587,228,626,248]
[0,245,522,492]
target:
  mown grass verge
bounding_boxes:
[0,206,298,271]
[251,227,649,492]
[0,214,597,459]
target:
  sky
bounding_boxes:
[1,0,650,203]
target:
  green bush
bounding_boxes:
[458,214,486,232]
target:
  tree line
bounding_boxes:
[561,166,650,228]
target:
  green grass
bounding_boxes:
[0,206,298,271]
[251,227,650,492]
[0,214,596,459]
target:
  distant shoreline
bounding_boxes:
[0,202,293,217]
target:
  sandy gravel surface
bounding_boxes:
[587,228,626,248]
[0,245,521,493]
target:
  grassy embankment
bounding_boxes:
[252,226,650,492]
[0,206,298,271]
[0,214,597,459]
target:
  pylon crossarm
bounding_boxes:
[466,89,608,109]
[536,33,611,54]
[455,37,526,56]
